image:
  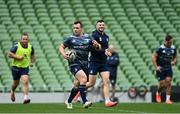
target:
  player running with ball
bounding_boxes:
[59,21,101,109]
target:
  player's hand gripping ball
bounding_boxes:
[66,50,76,62]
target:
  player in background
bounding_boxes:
[100,45,120,102]
[8,33,35,104]
[152,35,177,104]
[86,20,118,107]
[59,21,101,109]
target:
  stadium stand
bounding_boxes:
[0,0,180,92]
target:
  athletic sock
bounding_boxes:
[166,95,170,101]
[79,85,87,104]
[105,97,110,103]
[24,94,28,100]
[68,87,79,103]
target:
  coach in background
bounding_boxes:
[8,33,35,104]
[100,45,120,102]
[107,45,120,100]
[152,35,177,104]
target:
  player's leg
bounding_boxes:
[73,91,80,102]
[21,75,30,104]
[156,80,164,103]
[100,71,117,107]
[111,84,116,99]
[66,79,79,109]
[83,74,97,105]
[109,75,116,99]
[75,70,92,108]
[73,67,89,102]
[156,71,165,103]
[100,71,110,100]
[86,61,98,88]
[85,75,97,105]
[10,67,21,102]
[165,76,172,104]
[99,81,105,102]
[67,79,80,103]
[11,80,20,102]
[164,68,173,104]
[65,65,81,109]
[86,76,96,88]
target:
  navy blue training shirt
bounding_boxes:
[89,30,109,63]
[107,52,119,76]
[63,34,93,67]
[156,44,177,68]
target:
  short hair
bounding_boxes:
[165,35,173,41]
[21,32,29,39]
[74,21,83,28]
[96,19,105,24]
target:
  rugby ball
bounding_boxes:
[66,50,76,62]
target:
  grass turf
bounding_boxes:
[0,103,180,113]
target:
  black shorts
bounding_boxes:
[109,74,117,86]
[156,67,173,81]
[89,61,109,75]
[69,64,89,79]
[11,66,29,80]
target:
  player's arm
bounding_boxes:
[8,52,24,60]
[91,33,103,51]
[105,45,112,56]
[59,43,68,59]
[92,40,101,50]
[151,52,161,72]
[59,37,71,60]
[8,44,24,61]
[30,46,35,67]
[171,49,177,65]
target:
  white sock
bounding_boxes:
[105,97,110,103]
[11,90,14,93]
[77,97,80,101]
[166,95,170,101]
[24,94,28,100]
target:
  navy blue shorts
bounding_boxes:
[109,74,117,86]
[11,66,29,80]
[70,64,89,78]
[89,61,109,75]
[156,67,173,81]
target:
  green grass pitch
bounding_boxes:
[0,103,180,114]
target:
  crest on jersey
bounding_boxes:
[99,37,102,41]
[74,68,78,72]
[84,39,90,43]
[162,50,166,53]
[72,39,76,43]
[90,70,93,74]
